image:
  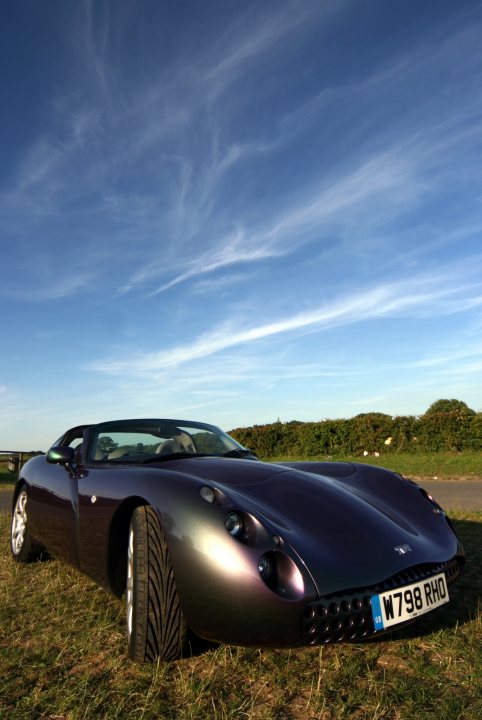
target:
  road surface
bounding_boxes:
[416,479,482,512]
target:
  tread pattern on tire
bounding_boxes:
[129,505,188,662]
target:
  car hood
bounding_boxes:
[167,457,460,596]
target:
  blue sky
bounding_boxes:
[2,0,482,450]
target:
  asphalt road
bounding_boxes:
[1,479,481,515]
[418,479,482,512]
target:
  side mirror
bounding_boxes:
[47,446,75,465]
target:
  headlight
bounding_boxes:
[258,554,276,583]
[225,512,244,537]
[257,551,304,598]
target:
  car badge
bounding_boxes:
[394,543,412,555]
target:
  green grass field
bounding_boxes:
[0,469,13,485]
[0,470,14,486]
[266,451,482,479]
[0,510,480,719]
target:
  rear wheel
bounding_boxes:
[126,505,188,662]
[11,486,38,562]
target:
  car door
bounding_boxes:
[76,463,124,592]
[27,456,80,567]
[26,428,88,567]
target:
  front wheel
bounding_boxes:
[11,486,39,562]
[126,505,189,662]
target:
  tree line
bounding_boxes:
[229,399,482,457]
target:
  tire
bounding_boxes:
[11,486,39,562]
[126,505,188,662]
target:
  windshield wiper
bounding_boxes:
[141,452,207,463]
[222,448,256,458]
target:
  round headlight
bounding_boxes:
[258,554,275,582]
[225,512,244,537]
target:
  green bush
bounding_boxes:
[417,411,475,451]
[230,411,482,458]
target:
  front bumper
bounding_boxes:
[302,556,463,644]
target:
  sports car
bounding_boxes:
[10,418,464,662]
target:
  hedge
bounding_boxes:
[229,411,482,457]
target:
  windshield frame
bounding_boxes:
[86,418,246,464]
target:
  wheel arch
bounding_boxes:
[107,496,148,598]
[12,477,28,513]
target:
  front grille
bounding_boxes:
[302,557,463,645]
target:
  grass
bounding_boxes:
[0,510,480,720]
[266,451,482,480]
[0,469,14,486]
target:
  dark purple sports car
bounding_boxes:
[11,418,464,662]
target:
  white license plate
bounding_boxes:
[371,572,449,631]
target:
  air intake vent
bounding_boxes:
[302,557,463,645]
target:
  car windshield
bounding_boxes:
[87,419,247,463]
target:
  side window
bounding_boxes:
[64,430,85,463]
[68,438,83,450]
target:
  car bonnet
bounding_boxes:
[210,463,461,596]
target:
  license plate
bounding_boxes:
[371,572,449,631]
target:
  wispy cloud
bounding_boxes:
[408,344,482,369]
[3,1,482,446]
[4,2,482,305]
[118,14,482,297]
[202,1,321,91]
[123,146,423,296]
[90,262,482,376]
